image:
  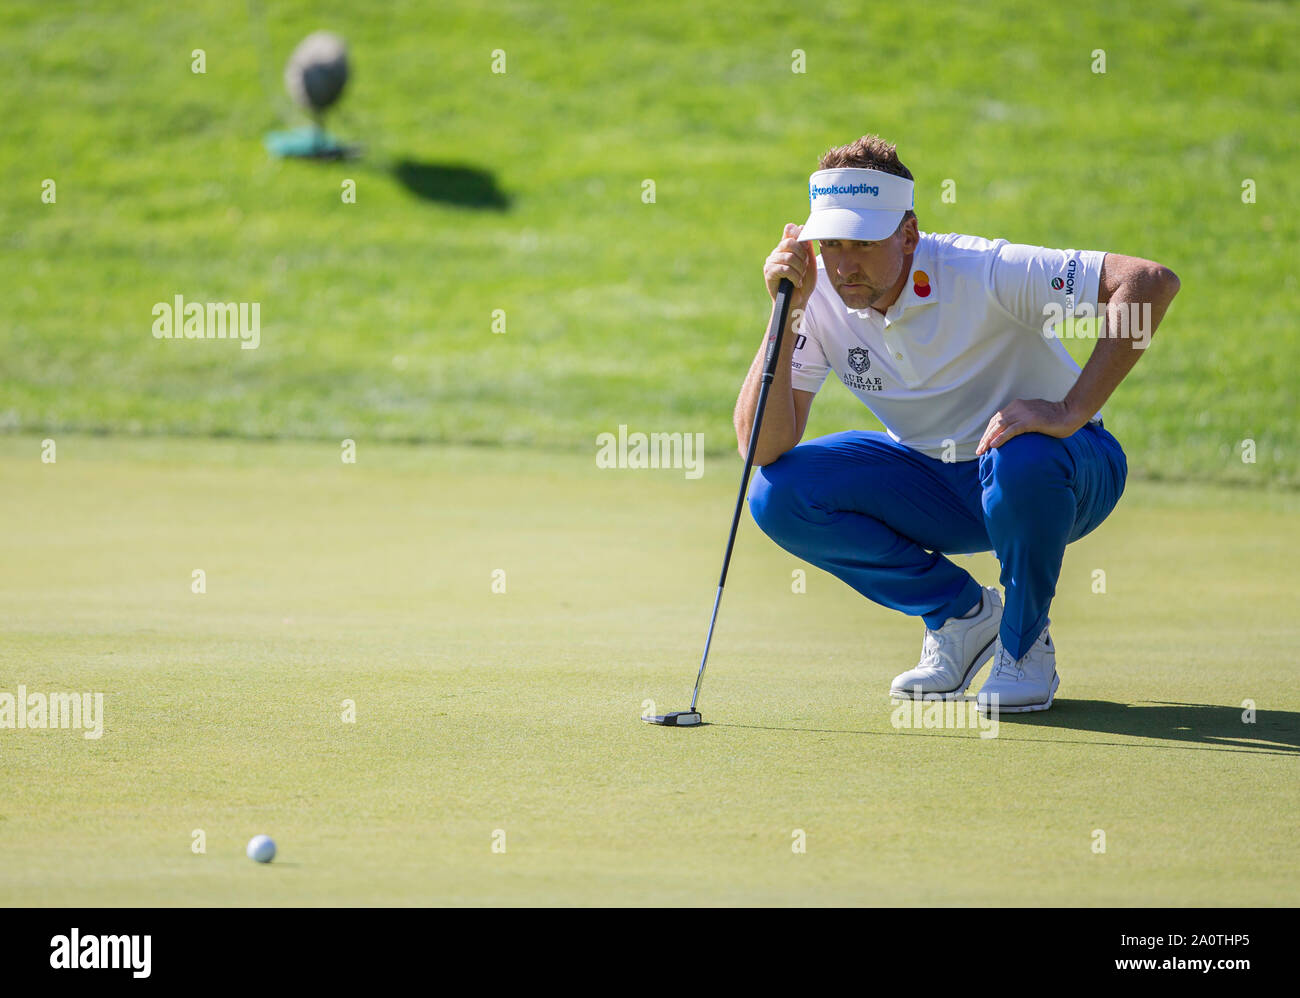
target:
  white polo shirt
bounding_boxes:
[791,231,1106,461]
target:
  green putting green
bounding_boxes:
[1,436,1295,905]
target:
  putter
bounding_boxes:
[644,277,796,727]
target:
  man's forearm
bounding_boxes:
[1063,265,1180,428]
[734,301,800,464]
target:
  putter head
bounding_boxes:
[642,711,702,727]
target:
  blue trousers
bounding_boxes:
[747,423,1128,660]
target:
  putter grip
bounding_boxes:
[762,278,795,382]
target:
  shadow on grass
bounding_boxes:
[1001,700,1300,754]
[717,701,1300,757]
[390,159,510,210]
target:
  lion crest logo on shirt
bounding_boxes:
[847,347,871,374]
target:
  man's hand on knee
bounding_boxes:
[975,398,1085,456]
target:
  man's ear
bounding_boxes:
[900,216,920,253]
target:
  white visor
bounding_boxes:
[800,167,914,242]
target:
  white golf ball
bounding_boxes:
[246,835,276,864]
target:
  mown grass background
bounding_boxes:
[1,0,1295,483]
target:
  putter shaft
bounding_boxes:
[689,278,795,712]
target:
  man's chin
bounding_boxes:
[835,286,877,309]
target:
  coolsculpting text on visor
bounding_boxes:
[800,167,914,243]
[809,181,882,198]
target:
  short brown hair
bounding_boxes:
[818,134,916,225]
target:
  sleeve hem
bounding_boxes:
[1081,250,1106,313]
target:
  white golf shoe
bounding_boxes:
[889,586,1003,699]
[976,624,1060,714]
